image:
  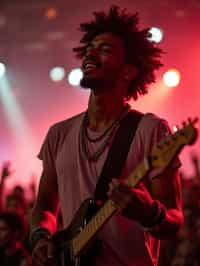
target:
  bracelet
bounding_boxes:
[141,201,166,228]
[30,227,51,251]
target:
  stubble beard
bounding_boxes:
[80,75,116,92]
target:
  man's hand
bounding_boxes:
[107,179,155,224]
[32,238,56,266]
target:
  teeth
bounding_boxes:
[85,63,97,70]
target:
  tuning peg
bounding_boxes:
[182,121,187,127]
[188,117,199,127]
[157,144,162,149]
[192,117,199,128]
[172,135,178,140]
[164,140,170,145]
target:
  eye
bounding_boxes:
[85,45,93,54]
[100,46,112,54]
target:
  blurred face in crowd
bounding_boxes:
[13,186,25,199]
[6,196,25,216]
[0,220,12,248]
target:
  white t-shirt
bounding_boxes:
[38,111,180,266]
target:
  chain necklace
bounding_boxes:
[80,105,130,162]
[83,111,124,143]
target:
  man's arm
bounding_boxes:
[30,169,59,265]
[108,166,184,239]
[30,169,59,235]
[148,167,184,238]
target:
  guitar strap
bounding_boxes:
[94,110,144,203]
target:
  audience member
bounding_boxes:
[0,211,31,266]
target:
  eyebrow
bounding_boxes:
[87,42,115,49]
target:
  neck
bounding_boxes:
[87,89,127,131]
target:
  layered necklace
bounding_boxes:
[80,105,130,162]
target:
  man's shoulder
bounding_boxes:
[136,112,171,143]
[140,112,169,131]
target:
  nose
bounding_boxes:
[85,46,99,58]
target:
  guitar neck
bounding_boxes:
[72,157,150,256]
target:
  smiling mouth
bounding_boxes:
[83,64,100,74]
[83,60,101,72]
[85,63,97,71]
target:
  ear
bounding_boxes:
[123,64,138,81]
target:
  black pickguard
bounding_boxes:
[52,198,101,266]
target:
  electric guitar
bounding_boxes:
[52,118,198,266]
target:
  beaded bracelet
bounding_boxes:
[141,200,166,228]
[30,227,51,250]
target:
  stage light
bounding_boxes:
[49,67,65,82]
[0,62,6,78]
[45,8,58,20]
[163,69,181,87]
[68,68,83,86]
[0,76,38,187]
[148,27,163,43]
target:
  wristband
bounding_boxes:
[141,200,166,228]
[30,227,51,250]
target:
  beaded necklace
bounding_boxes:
[80,105,130,161]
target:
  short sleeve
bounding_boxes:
[38,126,58,177]
[147,118,181,179]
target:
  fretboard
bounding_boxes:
[72,157,150,256]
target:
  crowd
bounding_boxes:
[0,161,35,266]
[159,154,200,266]
[0,153,199,266]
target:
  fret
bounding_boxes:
[73,199,116,256]
[126,158,149,186]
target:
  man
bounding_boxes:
[30,6,183,266]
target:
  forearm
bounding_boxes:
[147,208,184,239]
[123,200,183,239]
[30,170,59,235]
[146,168,184,239]
[30,204,57,235]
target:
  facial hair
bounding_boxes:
[80,74,118,92]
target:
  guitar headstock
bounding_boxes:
[151,118,198,169]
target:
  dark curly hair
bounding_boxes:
[73,5,163,100]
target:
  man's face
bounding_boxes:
[0,220,12,248]
[80,32,127,90]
